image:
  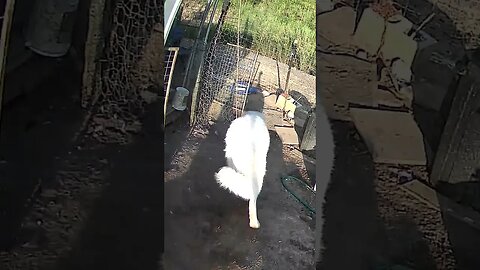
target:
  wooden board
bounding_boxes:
[81,0,106,108]
[401,180,480,231]
[350,108,426,165]
[264,94,277,109]
[275,126,299,146]
[431,63,480,185]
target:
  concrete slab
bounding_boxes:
[380,22,418,67]
[350,108,427,165]
[317,7,356,50]
[275,126,300,146]
[353,8,385,56]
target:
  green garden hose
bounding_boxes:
[280,176,316,216]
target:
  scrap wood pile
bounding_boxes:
[318,0,480,235]
[317,0,430,167]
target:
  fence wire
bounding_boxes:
[193,1,260,128]
[85,0,162,144]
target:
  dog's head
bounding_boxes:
[243,92,265,113]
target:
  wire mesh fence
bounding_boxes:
[83,0,162,144]
[222,0,315,75]
[195,43,259,126]
[193,0,261,128]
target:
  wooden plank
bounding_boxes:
[0,0,16,131]
[274,126,299,146]
[81,0,106,108]
[188,42,207,126]
[431,63,480,185]
[401,180,480,231]
[264,94,277,109]
[350,108,426,165]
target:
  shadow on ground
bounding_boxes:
[0,56,84,251]
[164,97,315,269]
[0,58,166,270]
[317,0,480,268]
[51,102,164,270]
[319,121,438,269]
[164,126,315,269]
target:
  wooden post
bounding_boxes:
[81,0,106,108]
[188,43,206,126]
[0,0,16,133]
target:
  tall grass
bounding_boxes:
[222,0,316,75]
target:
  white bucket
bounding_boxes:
[24,0,79,57]
[391,58,412,84]
[172,87,190,111]
[388,15,413,35]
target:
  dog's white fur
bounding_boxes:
[214,106,335,264]
[316,103,335,264]
[215,111,270,229]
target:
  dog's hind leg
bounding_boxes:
[249,171,262,229]
[249,157,266,229]
[248,197,260,228]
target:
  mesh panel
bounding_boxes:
[193,1,260,128]
[84,0,162,144]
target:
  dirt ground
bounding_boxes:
[163,42,480,269]
[163,109,480,270]
[0,57,164,270]
[0,54,479,270]
[315,120,480,270]
[163,108,316,269]
[314,3,480,268]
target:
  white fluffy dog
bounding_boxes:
[215,111,270,229]
[214,105,335,265]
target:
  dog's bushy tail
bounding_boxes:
[215,166,252,200]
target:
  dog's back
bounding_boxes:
[225,111,270,178]
[216,111,270,201]
[216,111,270,228]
